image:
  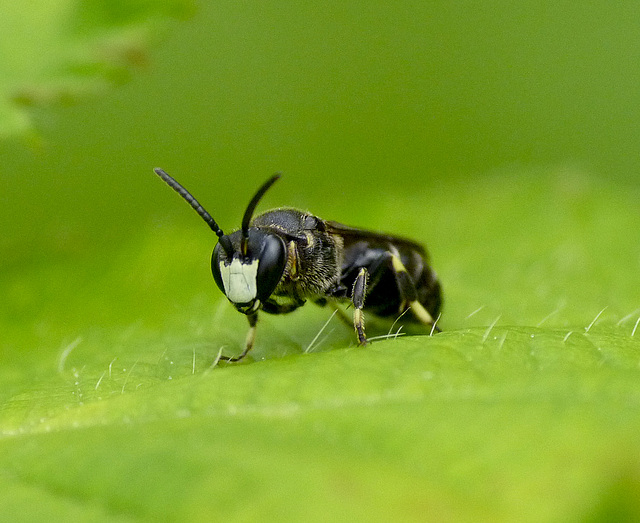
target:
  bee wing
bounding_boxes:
[324,220,427,257]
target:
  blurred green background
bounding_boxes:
[3,1,640,339]
[2,2,640,521]
[3,2,640,264]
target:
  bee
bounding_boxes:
[154,168,442,361]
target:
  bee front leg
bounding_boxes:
[261,298,305,314]
[351,267,369,346]
[220,312,258,362]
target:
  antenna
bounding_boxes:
[153,168,233,255]
[240,174,281,256]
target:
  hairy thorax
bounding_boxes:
[251,208,344,301]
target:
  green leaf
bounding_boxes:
[4,3,640,519]
[0,0,191,139]
[2,171,640,520]
[2,331,640,520]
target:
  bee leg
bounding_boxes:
[220,312,258,362]
[261,298,305,314]
[351,267,369,345]
[388,252,438,329]
[314,297,352,328]
[332,304,356,329]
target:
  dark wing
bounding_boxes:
[324,220,428,258]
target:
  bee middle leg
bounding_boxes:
[351,267,369,345]
[314,297,355,330]
[348,250,439,347]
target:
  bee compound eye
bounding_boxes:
[211,243,225,294]
[255,234,286,301]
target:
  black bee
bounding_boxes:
[154,168,442,361]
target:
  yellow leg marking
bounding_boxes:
[220,315,258,362]
[244,322,257,351]
[391,254,408,274]
[390,253,435,326]
[353,308,368,345]
[409,300,435,325]
[287,241,299,280]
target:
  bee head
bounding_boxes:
[154,168,286,314]
[211,227,286,313]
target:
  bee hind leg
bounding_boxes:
[388,252,439,331]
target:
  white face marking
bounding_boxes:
[219,258,259,304]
